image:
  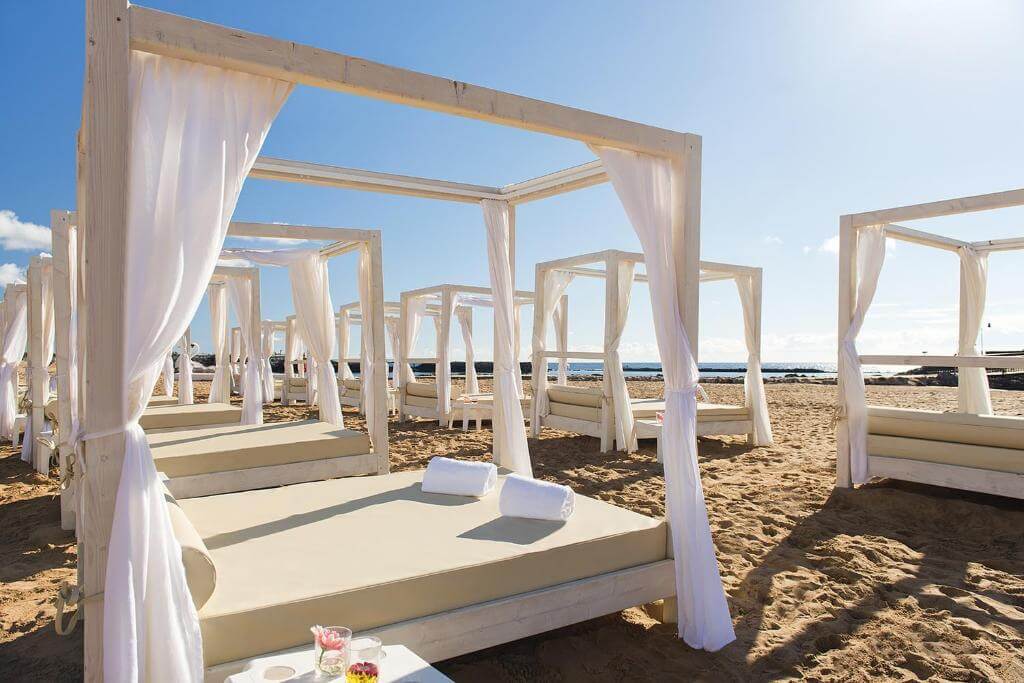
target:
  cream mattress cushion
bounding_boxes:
[181,469,667,667]
[868,406,1024,450]
[867,434,1024,474]
[140,403,242,430]
[404,394,437,409]
[148,396,180,408]
[163,486,217,609]
[342,379,361,391]
[406,381,438,399]
[547,385,603,407]
[549,401,601,423]
[148,420,371,478]
[286,377,307,388]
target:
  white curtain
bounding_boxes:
[0,287,27,442]
[958,246,992,415]
[227,276,263,423]
[533,271,575,418]
[208,285,230,403]
[839,225,887,486]
[433,314,450,422]
[385,317,400,388]
[162,353,175,397]
[553,295,570,384]
[608,260,637,452]
[593,145,734,651]
[227,248,343,425]
[400,297,426,388]
[356,244,379,437]
[735,275,772,445]
[176,334,194,406]
[101,52,289,682]
[229,326,241,393]
[286,318,304,378]
[455,306,479,395]
[513,304,524,398]
[481,199,531,476]
[260,322,275,403]
[336,313,356,381]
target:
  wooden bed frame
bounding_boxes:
[531,250,764,451]
[397,284,534,426]
[837,190,1024,498]
[77,2,701,677]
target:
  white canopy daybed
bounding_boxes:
[336,300,400,415]
[531,250,772,453]
[398,284,534,428]
[72,3,732,678]
[836,189,1024,499]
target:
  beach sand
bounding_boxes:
[1,380,1022,681]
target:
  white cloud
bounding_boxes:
[819,235,840,254]
[0,263,25,287]
[762,235,783,245]
[0,210,51,251]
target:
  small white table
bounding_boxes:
[227,644,452,683]
[634,418,664,463]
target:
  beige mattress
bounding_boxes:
[140,403,242,430]
[148,396,181,408]
[147,420,371,478]
[548,396,749,424]
[404,394,437,409]
[406,381,438,399]
[341,378,361,392]
[867,406,1024,450]
[179,469,667,667]
[867,435,1024,474]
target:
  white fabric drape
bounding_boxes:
[227,277,263,423]
[735,275,772,445]
[260,322,275,404]
[593,145,734,651]
[455,306,479,395]
[336,314,356,381]
[176,335,194,406]
[385,317,400,388]
[400,297,426,388]
[0,288,27,442]
[513,304,524,398]
[553,295,571,385]
[227,248,342,425]
[533,271,575,418]
[957,246,992,415]
[481,199,531,476]
[102,52,289,682]
[608,260,637,452]
[839,225,887,486]
[356,244,379,438]
[208,285,230,403]
[162,353,175,397]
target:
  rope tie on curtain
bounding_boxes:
[829,403,847,430]
[54,581,103,636]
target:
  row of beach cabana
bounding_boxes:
[0,1,1021,680]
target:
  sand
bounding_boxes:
[1,380,1023,681]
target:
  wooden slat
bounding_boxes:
[129,7,690,157]
[859,354,1024,368]
[848,187,1024,227]
[882,224,967,252]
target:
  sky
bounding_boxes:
[2,0,1023,364]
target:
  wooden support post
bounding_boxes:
[437,288,453,426]
[956,255,970,413]
[747,269,763,445]
[530,265,547,437]
[178,326,192,404]
[836,217,857,489]
[602,253,619,453]
[367,233,389,473]
[282,319,294,405]
[674,135,701,368]
[27,257,50,474]
[52,212,77,529]
[397,293,409,423]
[249,269,262,406]
[82,1,132,678]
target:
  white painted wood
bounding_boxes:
[164,452,378,499]
[868,455,1024,499]
[848,187,1024,227]
[51,211,77,530]
[882,223,968,252]
[859,354,1024,368]
[972,236,1024,252]
[836,217,856,489]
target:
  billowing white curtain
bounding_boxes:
[958,246,992,415]
[385,317,400,387]
[735,275,772,445]
[260,322,275,403]
[336,313,356,381]
[208,285,230,403]
[608,260,637,452]
[839,225,887,486]
[553,295,571,384]
[356,244,379,437]
[455,306,479,395]
[101,53,289,681]
[227,248,342,425]
[286,318,305,378]
[227,277,263,423]
[481,199,531,476]
[162,353,175,397]
[512,304,524,398]
[594,145,734,651]
[176,334,194,406]
[400,297,426,388]
[0,287,27,442]
[533,271,575,418]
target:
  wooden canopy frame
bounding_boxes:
[80,1,699,677]
[837,188,1024,494]
[335,300,402,413]
[398,284,534,425]
[531,249,762,450]
[25,253,55,476]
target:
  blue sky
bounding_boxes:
[2,1,1023,363]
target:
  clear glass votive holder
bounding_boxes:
[346,636,383,683]
[311,625,351,677]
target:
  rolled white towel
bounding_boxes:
[421,457,497,497]
[499,473,575,521]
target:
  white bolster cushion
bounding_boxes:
[499,473,575,521]
[421,457,497,497]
